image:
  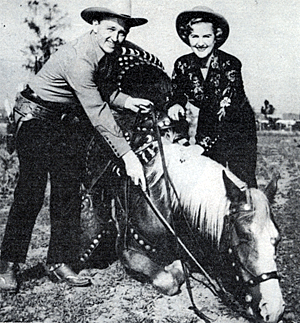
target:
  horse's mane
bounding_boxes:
[146,142,268,244]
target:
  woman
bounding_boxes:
[168,6,257,188]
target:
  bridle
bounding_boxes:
[222,193,280,306]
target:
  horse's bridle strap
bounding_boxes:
[245,271,280,287]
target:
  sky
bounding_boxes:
[0,0,299,116]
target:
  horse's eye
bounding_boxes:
[238,236,252,244]
[235,225,252,242]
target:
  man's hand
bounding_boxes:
[122,150,146,191]
[124,97,153,113]
[168,104,185,121]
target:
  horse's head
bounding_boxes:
[223,172,285,322]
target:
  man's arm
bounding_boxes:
[66,55,147,190]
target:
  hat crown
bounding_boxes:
[81,0,147,27]
[190,6,216,15]
[108,0,132,17]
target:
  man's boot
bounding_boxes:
[0,260,18,291]
[46,263,91,287]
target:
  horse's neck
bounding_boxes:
[146,143,232,243]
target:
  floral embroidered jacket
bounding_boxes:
[170,49,257,187]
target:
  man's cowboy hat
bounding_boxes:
[81,0,147,28]
[176,6,229,48]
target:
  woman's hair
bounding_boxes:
[179,17,223,45]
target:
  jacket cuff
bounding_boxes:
[167,97,188,110]
[95,125,131,158]
[111,92,130,110]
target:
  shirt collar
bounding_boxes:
[90,30,105,63]
[201,53,214,69]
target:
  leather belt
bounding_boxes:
[13,92,66,124]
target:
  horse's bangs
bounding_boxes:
[247,188,272,226]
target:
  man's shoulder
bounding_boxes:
[68,32,92,51]
[50,33,90,58]
[63,31,101,66]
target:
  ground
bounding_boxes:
[0,132,299,323]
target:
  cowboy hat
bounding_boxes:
[176,6,229,48]
[81,0,147,28]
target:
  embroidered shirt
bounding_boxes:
[170,49,255,152]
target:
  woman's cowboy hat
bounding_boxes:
[176,6,229,47]
[81,0,147,28]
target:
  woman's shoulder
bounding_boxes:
[215,50,242,68]
[174,52,195,64]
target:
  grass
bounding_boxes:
[257,132,300,323]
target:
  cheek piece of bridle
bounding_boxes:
[225,196,281,309]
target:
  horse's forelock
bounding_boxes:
[248,188,272,226]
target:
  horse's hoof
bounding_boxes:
[164,260,185,285]
[152,270,180,295]
[152,261,185,296]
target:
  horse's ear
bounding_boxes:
[264,173,280,203]
[223,170,246,204]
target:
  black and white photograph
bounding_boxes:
[0,0,299,322]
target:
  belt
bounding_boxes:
[13,87,75,125]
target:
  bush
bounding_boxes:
[0,147,19,199]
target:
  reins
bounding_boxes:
[148,107,227,321]
[145,108,280,321]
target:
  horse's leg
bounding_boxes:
[118,246,185,295]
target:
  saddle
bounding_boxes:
[78,41,188,266]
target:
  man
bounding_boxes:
[0,0,151,290]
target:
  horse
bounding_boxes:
[79,42,285,323]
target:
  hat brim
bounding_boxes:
[176,10,229,48]
[81,7,148,28]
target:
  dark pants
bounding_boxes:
[1,118,85,266]
[204,141,257,189]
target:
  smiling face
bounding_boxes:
[188,22,216,59]
[93,17,128,54]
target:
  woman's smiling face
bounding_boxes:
[188,22,216,59]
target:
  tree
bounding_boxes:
[22,0,70,74]
[261,99,275,117]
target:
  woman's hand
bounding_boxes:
[168,104,185,121]
[124,97,153,113]
[122,150,146,191]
